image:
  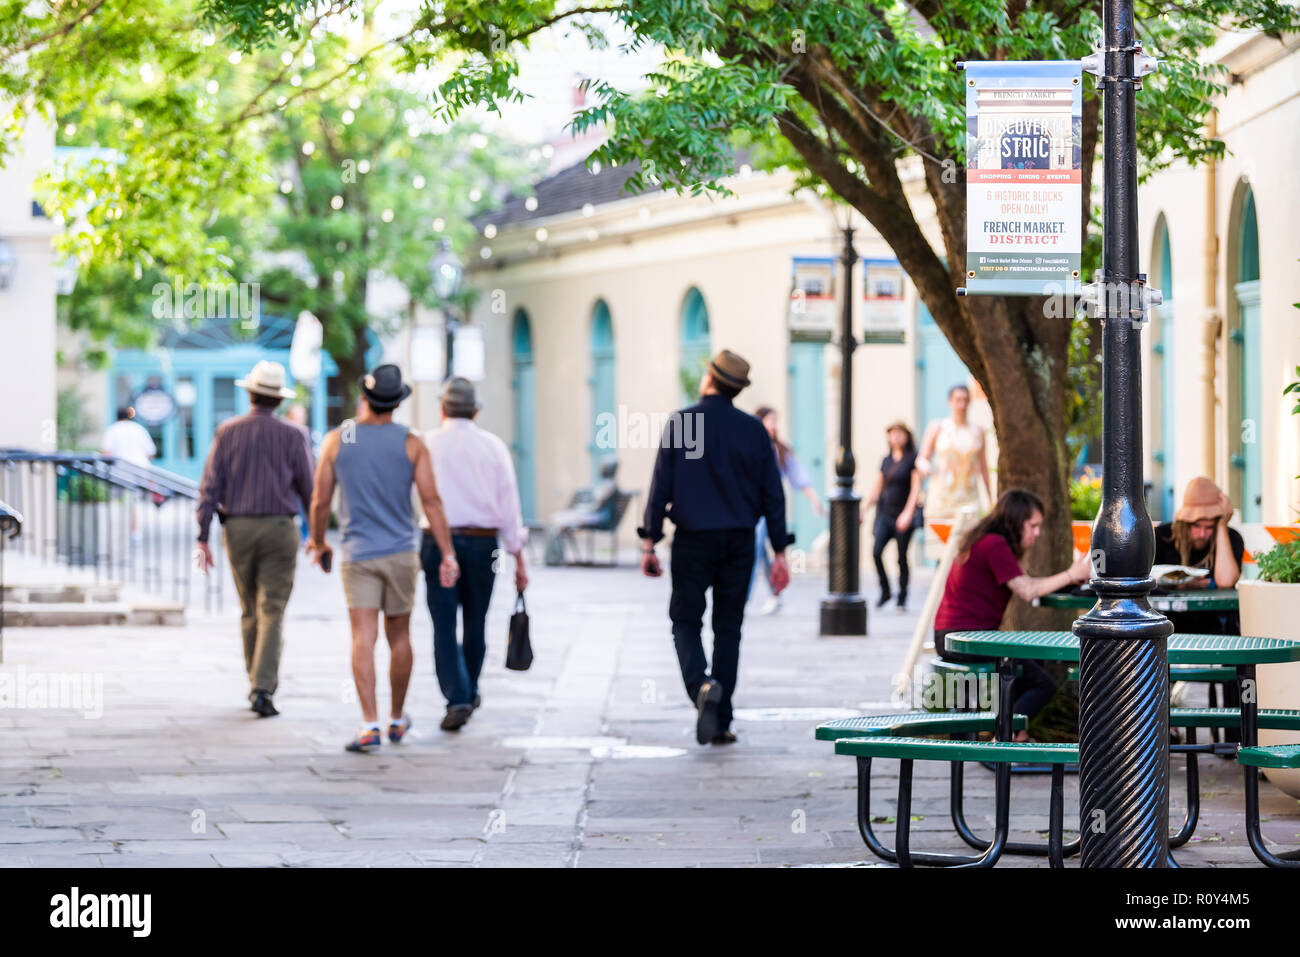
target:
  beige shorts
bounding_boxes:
[340,551,419,615]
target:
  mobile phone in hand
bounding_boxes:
[319,549,332,573]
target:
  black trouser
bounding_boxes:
[872,509,914,598]
[669,529,755,731]
[935,629,1058,722]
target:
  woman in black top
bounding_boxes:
[1154,476,1244,635]
[864,421,921,608]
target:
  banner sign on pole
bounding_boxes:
[963,60,1083,296]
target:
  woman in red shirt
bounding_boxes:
[934,489,1092,739]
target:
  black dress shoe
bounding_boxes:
[440,705,473,731]
[896,589,908,609]
[695,680,723,745]
[711,731,737,746]
[875,589,893,608]
[251,692,279,718]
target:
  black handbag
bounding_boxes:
[505,592,533,671]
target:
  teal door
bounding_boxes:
[788,340,827,547]
[680,287,711,401]
[512,310,538,523]
[588,301,615,479]
[1153,224,1176,520]
[1236,281,1262,521]
[916,301,970,433]
[1234,188,1262,522]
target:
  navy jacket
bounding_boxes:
[637,394,789,552]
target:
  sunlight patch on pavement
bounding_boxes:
[734,707,862,722]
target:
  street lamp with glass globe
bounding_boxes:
[428,238,464,380]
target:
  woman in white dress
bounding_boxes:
[917,384,992,521]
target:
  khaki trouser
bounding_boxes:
[223,516,298,695]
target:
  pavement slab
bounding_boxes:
[1,555,1295,867]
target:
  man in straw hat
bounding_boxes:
[309,364,460,753]
[421,377,528,732]
[197,360,314,718]
[638,349,790,746]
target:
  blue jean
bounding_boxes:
[421,532,498,708]
[748,517,773,600]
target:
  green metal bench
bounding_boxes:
[1165,708,1300,849]
[816,711,1079,865]
[813,711,1026,741]
[833,737,1079,868]
[1235,743,1300,869]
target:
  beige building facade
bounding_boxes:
[0,116,58,451]
[1138,30,1300,526]
[439,160,981,558]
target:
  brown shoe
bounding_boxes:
[440,705,473,731]
[711,731,737,746]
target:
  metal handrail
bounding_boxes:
[0,450,221,614]
[0,450,199,499]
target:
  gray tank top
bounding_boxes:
[334,421,417,562]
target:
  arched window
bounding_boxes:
[589,300,615,479]
[511,309,537,523]
[1151,214,1175,520]
[1229,184,1261,521]
[679,287,711,401]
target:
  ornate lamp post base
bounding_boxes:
[819,596,867,636]
[819,224,867,637]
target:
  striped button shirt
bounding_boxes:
[197,406,315,542]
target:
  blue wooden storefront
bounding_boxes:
[108,315,343,482]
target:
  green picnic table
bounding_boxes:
[1038,587,1239,612]
[946,629,1300,867]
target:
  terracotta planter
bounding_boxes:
[1238,579,1300,798]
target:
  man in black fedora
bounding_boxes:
[309,363,459,753]
[638,349,790,745]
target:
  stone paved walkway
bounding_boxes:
[2,552,1297,867]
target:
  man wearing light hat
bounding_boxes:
[422,377,528,732]
[197,360,315,718]
[638,350,790,746]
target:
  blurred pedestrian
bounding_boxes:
[100,406,156,469]
[308,364,459,753]
[864,421,921,609]
[422,377,528,731]
[917,383,991,520]
[196,361,314,718]
[749,406,824,615]
[639,350,789,746]
[100,406,157,540]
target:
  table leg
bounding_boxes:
[997,657,1014,742]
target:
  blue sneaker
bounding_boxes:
[388,714,412,744]
[345,728,382,753]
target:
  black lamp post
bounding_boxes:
[1074,0,1172,867]
[820,224,868,636]
[428,238,464,380]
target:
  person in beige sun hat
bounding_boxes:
[1156,476,1243,591]
[196,360,314,718]
[235,360,298,400]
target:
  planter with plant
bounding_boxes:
[1237,360,1300,796]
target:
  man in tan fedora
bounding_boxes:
[197,360,314,717]
[638,349,790,746]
